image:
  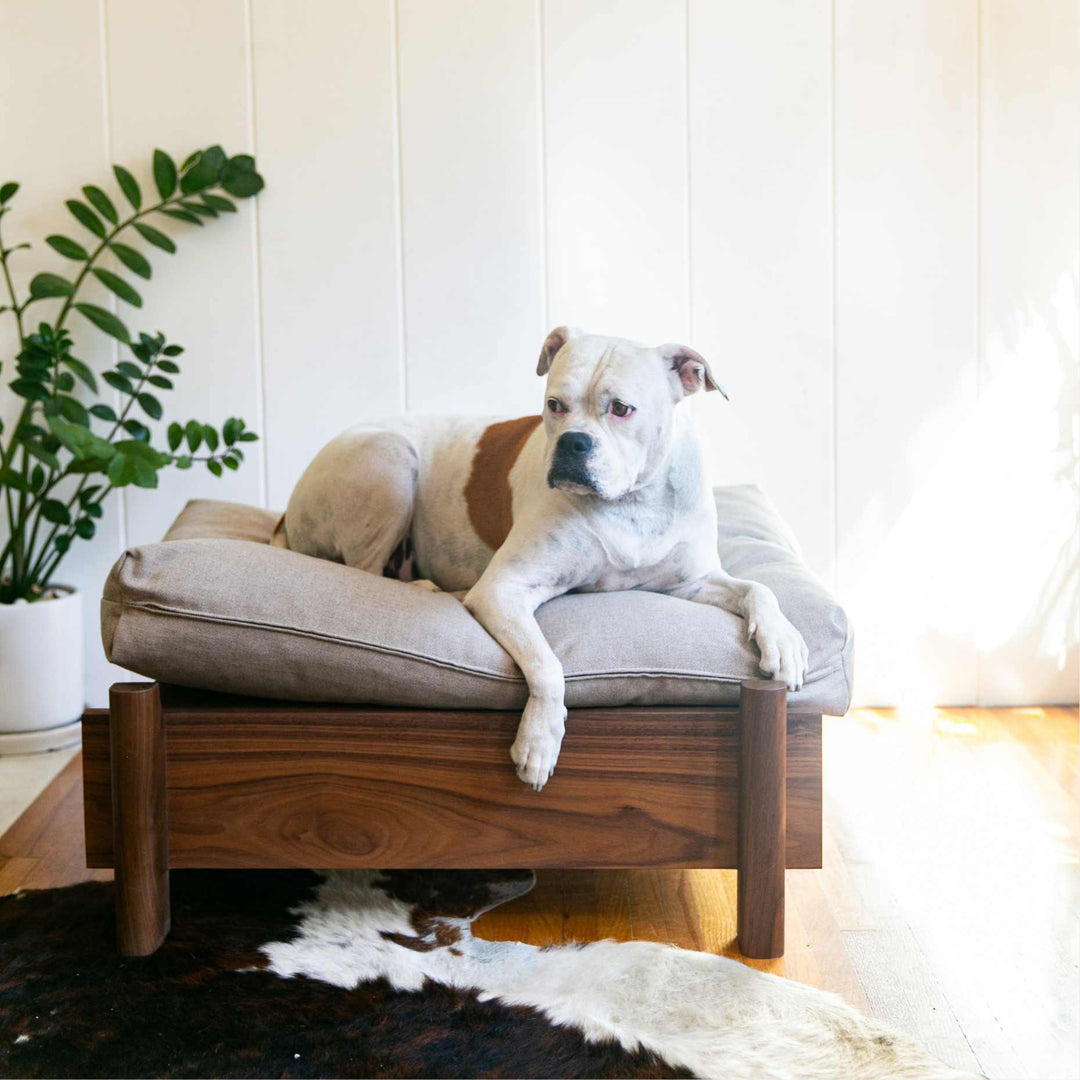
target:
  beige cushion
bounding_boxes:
[102,488,853,714]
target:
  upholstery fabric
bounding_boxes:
[102,487,853,714]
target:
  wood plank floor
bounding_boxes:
[1,706,1076,1079]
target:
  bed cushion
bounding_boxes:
[101,487,853,714]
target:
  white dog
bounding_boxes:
[275,328,809,789]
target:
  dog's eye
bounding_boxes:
[547,398,566,415]
[610,400,635,418]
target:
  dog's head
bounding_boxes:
[536,327,727,499]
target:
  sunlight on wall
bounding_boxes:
[836,263,1079,708]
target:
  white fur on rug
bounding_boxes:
[259,871,981,1080]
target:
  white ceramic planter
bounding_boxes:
[0,585,84,754]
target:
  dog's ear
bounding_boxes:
[658,343,729,400]
[537,326,572,376]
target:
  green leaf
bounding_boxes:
[180,151,202,173]
[132,460,159,488]
[156,359,180,374]
[46,234,90,261]
[202,193,236,213]
[107,454,135,487]
[56,372,76,392]
[29,272,74,299]
[222,454,239,471]
[57,395,90,426]
[113,164,141,211]
[30,464,45,492]
[160,208,203,227]
[123,419,150,441]
[82,185,118,225]
[9,377,48,401]
[175,455,192,470]
[167,422,183,451]
[85,502,103,518]
[221,154,264,198]
[66,199,106,238]
[202,425,219,451]
[134,222,176,253]
[222,417,239,445]
[152,149,177,199]
[0,181,18,204]
[103,370,135,394]
[75,302,130,343]
[109,242,151,279]
[54,534,72,555]
[92,268,142,308]
[79,485,102,505]
[185,420,203,452]
[89,403,116,421]
[61,355,98,392]
[162,344,183,356]
[137,392,162,420]
[180,145,226,193]
[181,200,217,218]
[148,374,173,389]
[207,459,223,478]
[0,467,33,493]
[238,431,258,442]
[116,360,142,378]
[24,440,61,470]
[41,499,71,525]
[74,517,96,539]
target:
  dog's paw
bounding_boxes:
[749,611,809,692]
[510,701,567,791]
[409,579,442,592]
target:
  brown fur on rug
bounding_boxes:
[0,870,976,1080]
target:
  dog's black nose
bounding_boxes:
[557,431,594,457]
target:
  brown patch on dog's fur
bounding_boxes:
[464,415,542,550]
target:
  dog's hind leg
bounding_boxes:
[281,429,418,576]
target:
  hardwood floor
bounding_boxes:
[1,706,1076,1079]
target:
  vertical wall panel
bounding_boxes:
[398,0,545,417]
[105,0,265,546]
[835,1,979,706]
[688,0,834,584]
[543,0,688,345]
[253,0,404,509]
[0,0,131,706]
[977,0,1079,705]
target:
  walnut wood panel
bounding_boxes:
[108,683,170,955]
[737,678,787,958]
[83,688,821,871]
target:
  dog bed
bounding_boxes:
[101,485,853,714]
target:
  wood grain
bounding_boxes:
[109,683,169,956]
[5,705,1076,1079]
[82,688,822,872]
[737,678,787,958]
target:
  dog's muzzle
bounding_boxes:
[547,430,598,493]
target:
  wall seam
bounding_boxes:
[97,0,126,554]
[683,0,693,342]
[974,0,983,705]
[830,0,839,595]
[242,0,269,509]
[536,0,550,331]
[391,0,409,412]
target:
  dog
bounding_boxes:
[274,328,809,789]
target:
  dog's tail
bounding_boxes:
[269,513,289,549]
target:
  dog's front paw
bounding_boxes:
[748,611,809,692]
[510,700,567,791]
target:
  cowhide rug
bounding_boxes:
[0,869,977,1080]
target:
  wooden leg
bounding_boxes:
[737,677,786,958]
[109,681,170,956]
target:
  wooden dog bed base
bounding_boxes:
[81,679,821,960]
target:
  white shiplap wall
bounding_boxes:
[0,0,1076,709]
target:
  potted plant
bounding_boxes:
[0,146,264,752]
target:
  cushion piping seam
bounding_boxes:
[105,597,847,687]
